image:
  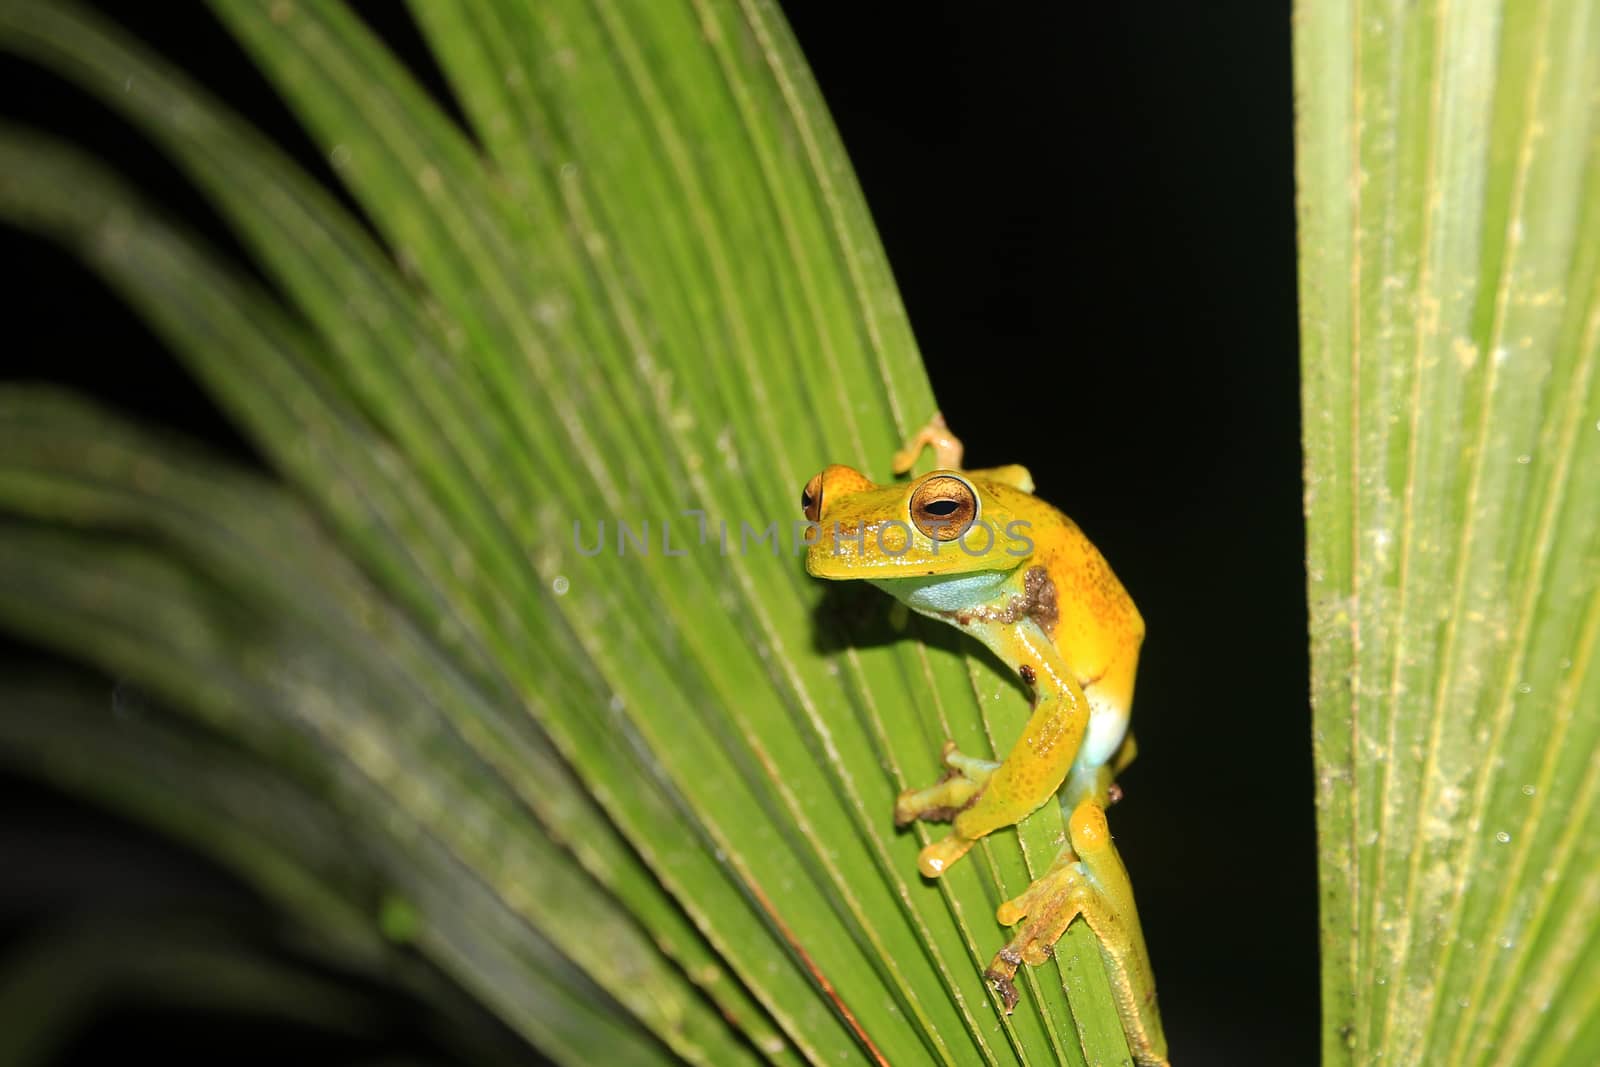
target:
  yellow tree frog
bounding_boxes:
[801,413,1168,1066]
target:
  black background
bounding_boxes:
[1,3,1312,1064]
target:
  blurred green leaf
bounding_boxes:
[1295,0,1600,1063]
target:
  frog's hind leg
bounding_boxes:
[985,799,1168,1067]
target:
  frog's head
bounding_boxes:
[801,464,1030,581]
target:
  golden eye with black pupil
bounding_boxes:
[910,475,977,540]
[801,473,824,523]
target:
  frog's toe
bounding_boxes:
[894,754,989,826]
[894,779,966,825]
[895,794,956,826]
[1004,903,1078,970]
[891,411,964,474]
[996,875,1053,926]
[983,956,1021,1015]
[940,742,1000,780]
[1020,933,1062,967]
[916,833,975,877]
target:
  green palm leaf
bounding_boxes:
[0,2,1134,1063]
[1296,0,1600,1063]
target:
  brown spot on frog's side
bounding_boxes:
[937,565,1060,634]
[1022,565,1058,635]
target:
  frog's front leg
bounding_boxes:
[896,621,1089,876]
[987,798,1168,1066]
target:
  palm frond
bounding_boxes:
[0,2,1137,1062]
[1296,0,1600,1062]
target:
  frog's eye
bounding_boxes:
[801,473,824,523]
[910,475,977,541]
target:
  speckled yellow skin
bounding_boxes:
[803,416,1168,1066]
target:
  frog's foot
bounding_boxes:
[895,742,999,876]
[983,801,1170,1066]
[983,853,1093,1013]
[892,411,965,474]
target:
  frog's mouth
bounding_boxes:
[871,568,1015,615]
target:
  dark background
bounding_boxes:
[1,3,1311,1064]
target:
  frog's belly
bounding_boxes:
[1078,690,1130,772]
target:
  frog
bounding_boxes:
[801,413,1168,1066]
